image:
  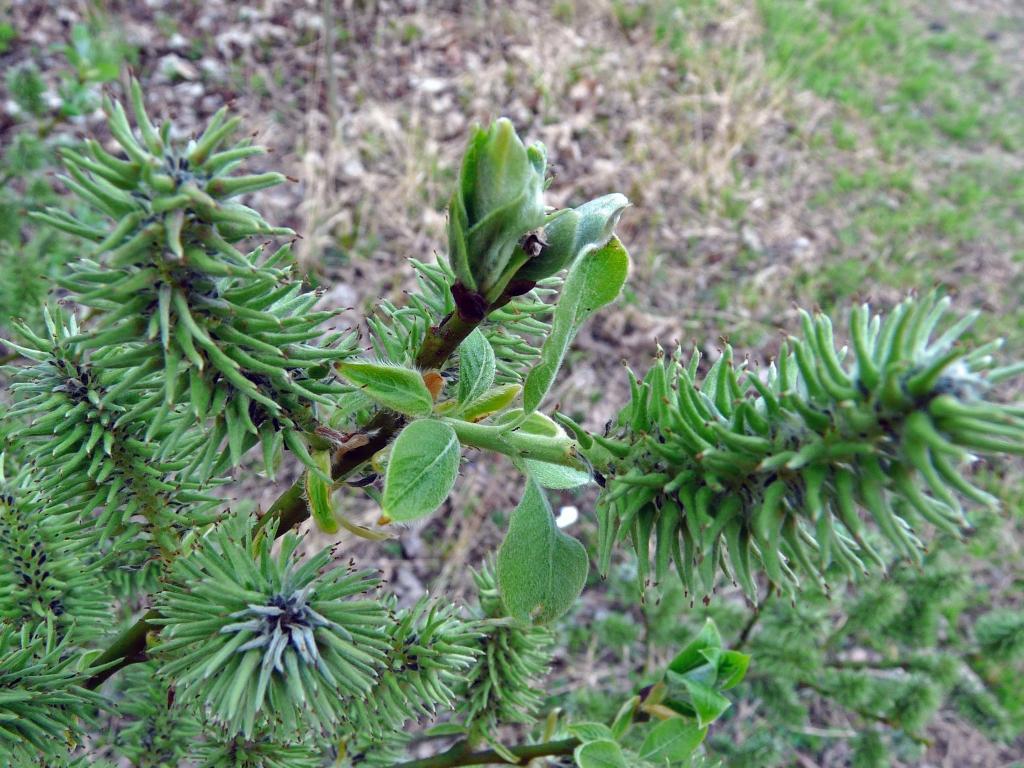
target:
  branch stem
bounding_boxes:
[444,418,584,468]
[85,609,159,689]
[388,738,579,768]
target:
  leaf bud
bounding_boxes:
[447,118,547,300]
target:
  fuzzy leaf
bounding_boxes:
[337,360,434,417]
[515,193,630,282]
[458,329,496,405]
[497,479,589,624]
[638,718,706,763]
[574,739,628,768]
[523,237,629,413]
[382,419,461,522]
[459,383,521,421]
[611,696,640,740]
[524,459,592,489]
[568,722,615,743]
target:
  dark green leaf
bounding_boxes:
[700,647,750,690]
[679,678,731,728]
[668,619,723,676]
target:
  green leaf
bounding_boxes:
[458,383,521,421]
[574,739,628,768]
[515,193,630,282]
[700,647,750,690]
[524,459,592,489]
[610,695,640,740]
[305,449,337,533]
[523,237,629,413]
[457,329,496,405]
[517,416,592,486]
[568,722,615,743]
[497,409,563,436]
[668,619,722,676]
[382,420,461,522]
[488,737,520,764]
[497,479,589,624]
[679,678,731,728]
[337,360,433,417]
[639,718,707,763]
[447,118,547,294]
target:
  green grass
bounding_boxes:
[758,0,1018,151]
[647,0,1022,344]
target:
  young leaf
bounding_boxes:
[523,459,592,489]
[677,678,731,728]
[573,739,628,768]
[567,722,615,743]
[458,383,521,421]
[336,360,433,417]
[496,479,589,624]
[382,419,461,522]
[668,618,723,676]
[496,408,563,436]
[457,329,496,405]
[700,647,750,690]
[523,237,629,413]
[305,449,338,534]
[515,193,630,282]
[638,718,707,763]
[610,696,640,740]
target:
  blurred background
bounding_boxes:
[1,1,1022,766]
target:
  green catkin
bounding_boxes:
[30,80,357,480]
[153,514,391,740]
[456,564,554,740]
[5,311,221,568]
[594,293,1024,601]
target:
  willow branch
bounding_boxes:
[733,584,774,652]
[85,609,159,689]
[85,296,486,685]
[256,305,480,537]
[388,737,579,768]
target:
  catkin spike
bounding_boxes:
[591,293,1023,595]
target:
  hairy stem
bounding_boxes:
[388,738,579,768]
[445,418,584,468]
